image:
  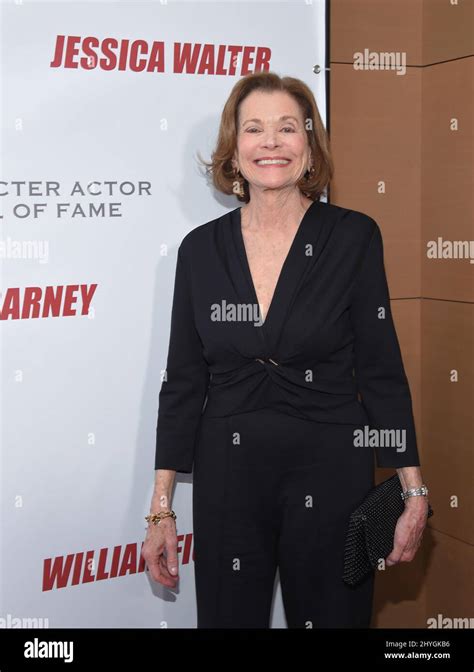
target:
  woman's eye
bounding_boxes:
[244,126,296,134]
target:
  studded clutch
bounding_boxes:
[342,474,434,586]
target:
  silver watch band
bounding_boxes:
[400,484,429,500]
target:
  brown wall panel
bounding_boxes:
[422,58,474,302]
[421,300,474,543]
[424,530,474,621]
[330,0,473,629]
[422,0,474,65]
[331,0,423,65]
[331,0,473,66]
[421,300,474,444]
[330,64,421,297]
[423,433,473,544]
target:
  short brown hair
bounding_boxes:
[198,71,333,203]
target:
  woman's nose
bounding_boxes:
[261,132,279,147]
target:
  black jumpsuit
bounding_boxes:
[154,200,421,628]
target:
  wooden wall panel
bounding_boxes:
[424,531,474,622]
[330,0,473,629]
[330,64,421,297]
[421,300,474,543]
[331,0,423,64]
[422,58,474,302]
[331,0,473,65]
[422,0,474,64]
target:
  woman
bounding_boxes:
[142,72,430,629]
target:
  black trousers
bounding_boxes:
[192,408,375,628]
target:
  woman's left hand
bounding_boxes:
[386,497,430,566]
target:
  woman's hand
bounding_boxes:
[141,516,179,588]
[385,497,429,566]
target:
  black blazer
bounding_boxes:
[154,200,420,473]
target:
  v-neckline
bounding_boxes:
[234,200,320,328]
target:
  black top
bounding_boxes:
[154,200,420,472]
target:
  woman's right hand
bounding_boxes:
[142,515,179,588]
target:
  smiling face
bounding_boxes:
[233,90,312,196]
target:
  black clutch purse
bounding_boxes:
[342,474,434,586]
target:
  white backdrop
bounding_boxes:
[0,0,327,628]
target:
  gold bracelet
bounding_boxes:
[145,510,177,526]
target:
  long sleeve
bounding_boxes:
[350,220,420,468]
[154,244,210,473]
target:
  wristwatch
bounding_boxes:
[400,485,429,501]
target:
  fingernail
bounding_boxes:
[170,566,177,574]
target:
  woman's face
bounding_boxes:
[233,90,312,195]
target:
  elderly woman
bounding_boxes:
[142,72,430,629]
